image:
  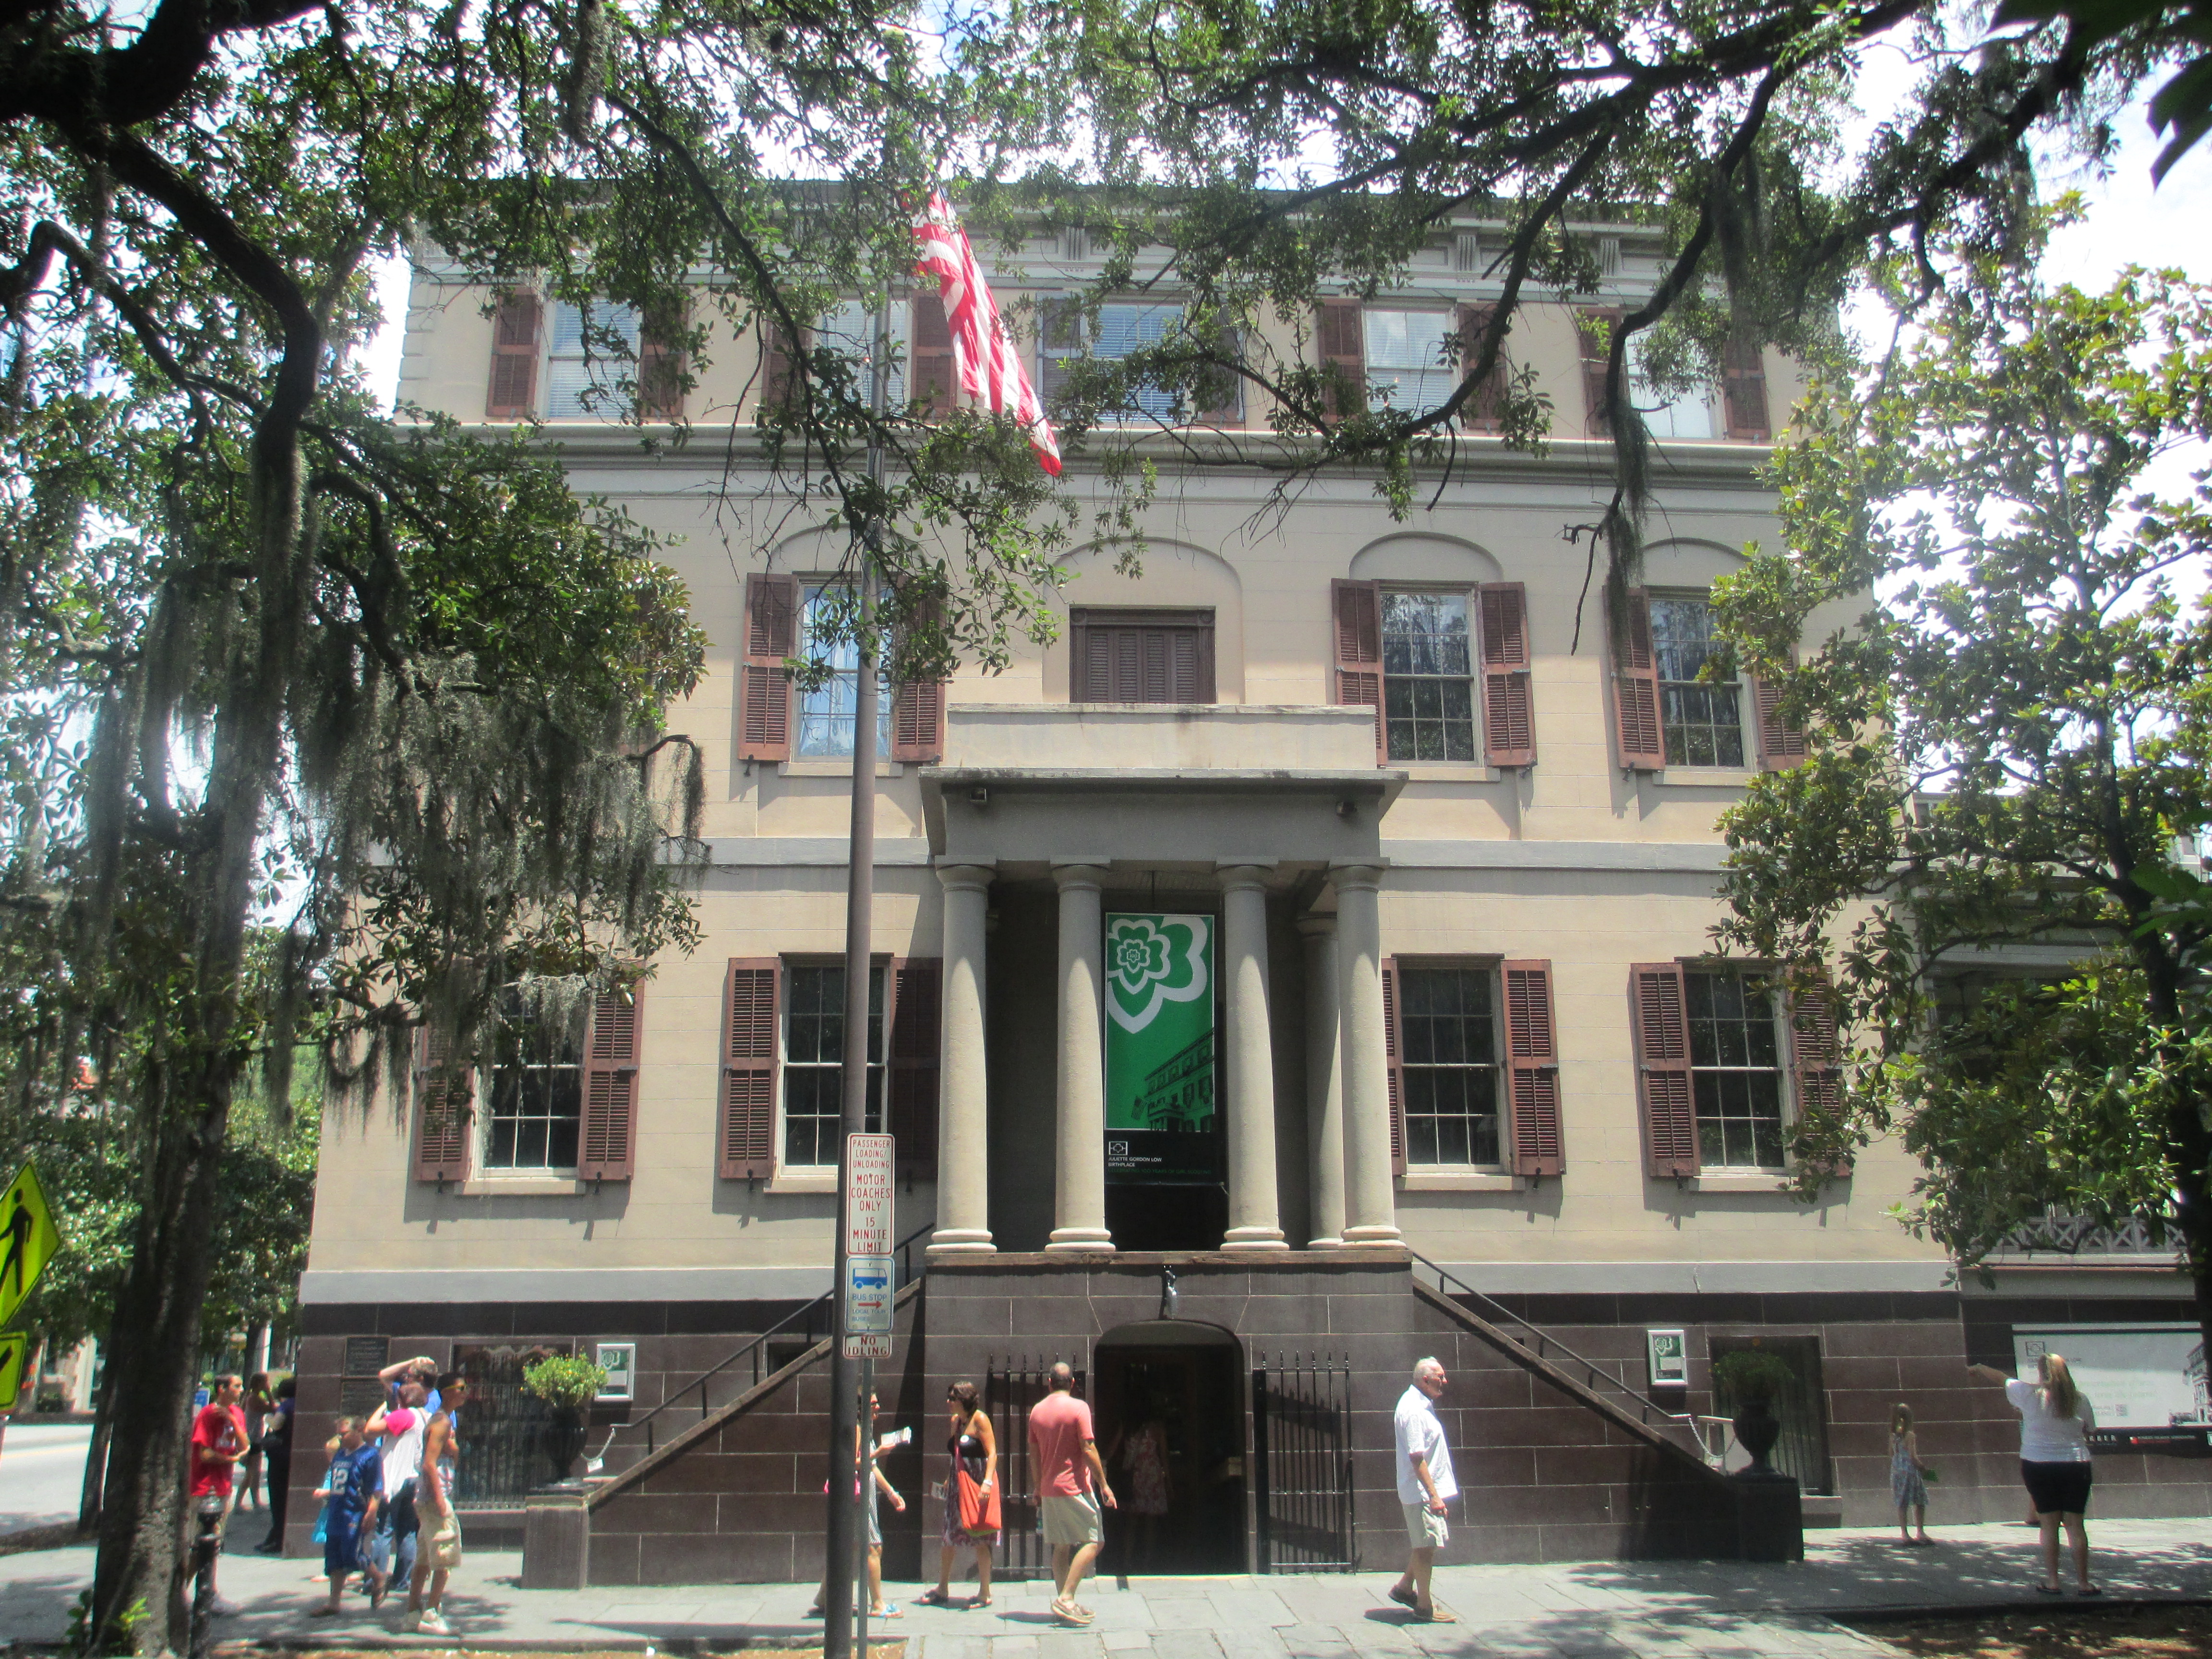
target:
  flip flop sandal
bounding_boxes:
[1388,1586,1419,1609]
[2079,1585,2104,1597]
[2034,1584,2064,1596]
[916,1590,953,1608]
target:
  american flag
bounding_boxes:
[912,192,1062,476]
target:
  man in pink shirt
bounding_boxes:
[1027,1363,1116,1626]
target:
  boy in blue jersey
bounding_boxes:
[311,1418,385,1615]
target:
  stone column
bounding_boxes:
[1047,861,1114,1252]
[1217,863,1287,1250]
[1298,915,1346,1250]
[1332,862,1402,1246]
[930,862,995,1254]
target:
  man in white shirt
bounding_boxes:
[1388,1357,1457,1623]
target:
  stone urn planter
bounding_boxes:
[521,1352,609,1485]
[1712,1347,1796,1479]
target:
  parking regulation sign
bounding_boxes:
[842,1134,894,1256]
[844,1254,895,1334]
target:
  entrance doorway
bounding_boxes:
[1093,1321,1245,1576]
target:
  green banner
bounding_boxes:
[1103,913,1218,1184]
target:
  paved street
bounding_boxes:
[0,1422,91,1534]
[2,1518,2210,1654]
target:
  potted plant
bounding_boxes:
[522,1353,609,1482]
[1711,1347,1796,1479]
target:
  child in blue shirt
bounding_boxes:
[311,1418,386,1615]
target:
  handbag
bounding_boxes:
[955,1465,1000,1537]
[428,1509,463,1570]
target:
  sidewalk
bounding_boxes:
[4,1518,2211,1655]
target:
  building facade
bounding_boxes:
[290,222,2209,1573]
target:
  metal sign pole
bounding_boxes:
[827,291,894,1659]
[854,1355,875,1659]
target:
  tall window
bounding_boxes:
[483,999,584,1170]
[547,300,641,419]
[782,962,885,1167]
[1628,340,1715,439]
[1649,596,1744,767]
[1686,971,1784,1167]
[1381,592,1477,761]
[1398,966,1500,1166]
[1040,301,1184,422]
[817,300,909,409]
[1362,311,1457,414]
[797,585,893,758]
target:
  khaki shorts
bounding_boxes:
[1403,1501,1449,1550]
[1040,1492,1103,1548]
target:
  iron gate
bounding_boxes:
[985,1356,1087,1581]
[1251,1353,1355,1571]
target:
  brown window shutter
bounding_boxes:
[739,572,799,763]
[1577,308,1621,438]
[1752,669,1807,770]
[1789,976,1850,1177]
[913,294,957,417]
[891,677,947,762]
[888,958,942,1178]
[1477,582,1535,767]
[486,291,541,420]
[1610,587,1666,771]
[1723,336,1770,441]
[760,320,807,416]
[1381,957,1406,1176]
[1316,301,1364,424]
[1039,297,1082,410]
[1331,578,1384,763]
[1502,961,1563,1177]
[639,318,685,421]
[1629,962,1698,1178]
[412,1025,474,1184]
[1070,613,1215,704]
[579,978,643,1181]
[1455,303,1507,433]
[891,597,950,763]
[1194,325,1244,427]
[721,958,781,1179]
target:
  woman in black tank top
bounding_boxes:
[919,1381,998,1608]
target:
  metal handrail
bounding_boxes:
[1407,1250,1706,1443]
[593,1219,935,1464]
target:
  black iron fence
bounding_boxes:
[1251,1353,1356,1572]
[452,1344,566,1509]
[986,1356,1088,1581]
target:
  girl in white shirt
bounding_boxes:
[1970,1355,2097,1596]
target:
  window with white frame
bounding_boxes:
[482,995,584,1170]
[796,584,893,758]
[1685,970,1784,1167]
[1039,301,1185,422]
[1649,595,1745,767]
[546,300,642,419]
[1628,340,1715,440]
[1362,310,1458,415]
[1380,591,1478,762]
[781,962,886,1167]
[1398,965,1502,1166]
[816,300,909,409]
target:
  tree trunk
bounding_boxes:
[79,1352,113,1533]
[87,1062,238,1651]
[89,432,303,1654]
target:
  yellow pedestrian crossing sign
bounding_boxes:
[0,1330,24,1404]
[0,1164,60,1333]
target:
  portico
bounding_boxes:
[917,704,1407,1256]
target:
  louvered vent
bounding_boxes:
[1062,225,1088,262]
[1452,231,1482,274]
[1596,235,1623,277]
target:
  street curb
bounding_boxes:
[1839,1595,2212,1623]
[0,1523,90,1557]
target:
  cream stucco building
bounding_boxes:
[288,222,2202,1575]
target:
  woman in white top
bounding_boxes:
[1969,1355,2098,1595]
